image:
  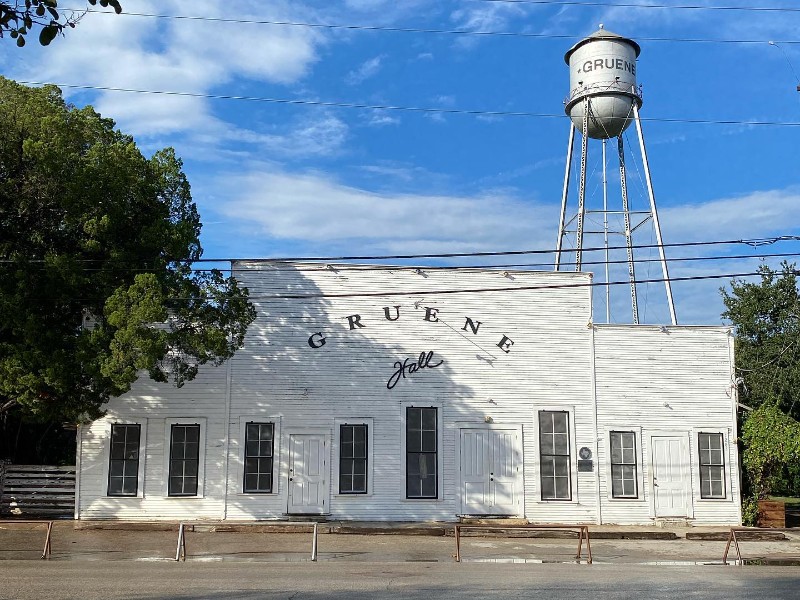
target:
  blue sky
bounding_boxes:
[2,0,799,325]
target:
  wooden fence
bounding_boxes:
[0,464,76,519]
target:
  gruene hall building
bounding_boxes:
[75,263,741,525]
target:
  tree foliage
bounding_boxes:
[0,0,121,47]
[722,263,800,510]
[722,263,800,419]
[741,404,800,500]
[0,77,256,422]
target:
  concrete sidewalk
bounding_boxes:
[1,520,799,566]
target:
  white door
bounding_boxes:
[651,436,688,517]
[287,433,329,514]
[460,428,522,515]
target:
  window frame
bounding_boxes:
[103,419,147,499]
[337,422,369,495]
[243,421,276,494]
[236,415,281,496]
[609,430,639,499]
[537,410,573,501]
[400,403,443,502]
[163,418,206,499]
[697,431,727,500]
[603,426,645,502]
[107,423,142,497]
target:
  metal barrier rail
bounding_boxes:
[0,520,53,559]
[175,521,319,562]
[454,524,592,564]
[722,527,787,565]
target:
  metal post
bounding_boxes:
[602,138,610,323]
[617,135,639,324]
[575,98,590,271]
[454,525,461,562]
[41,521,53,559]
[722,528,743,565]
[175,523,186,562]
[633,103,678,325]
[555,123,576,271]
[585,527,593,564]
[311,522,318,562]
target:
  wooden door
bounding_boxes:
[287,433,328,514]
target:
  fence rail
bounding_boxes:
[0,465,76,519]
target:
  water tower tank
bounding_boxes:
[564,27,642,139]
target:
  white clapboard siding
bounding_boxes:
[593,325,741,525]
[224,264,597,523]
[78,363,229,520]
[76,264,740,525]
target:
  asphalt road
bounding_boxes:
[1,561,799,600]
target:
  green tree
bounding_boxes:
[741,404,800,500]
[722,262,800,419]
[0,77,256,422]
[722,263,800,519]
[1,0,121,47]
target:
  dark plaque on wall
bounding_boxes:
[577,460,594,472]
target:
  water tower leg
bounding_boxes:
[555,123,576,271]
[602,139,610,324]
[633,104,678,325]
[617,135,640,324]
[575,97,590,271]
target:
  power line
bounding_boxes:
[5,250,800,273]
[4,235,798,265]
[162,270,798,300]
[472,0,800,12]
[75,7,800,45]
[205,236,800,263]
[237,270,797,300]
[13,270,791,302]
[17,81,800,128]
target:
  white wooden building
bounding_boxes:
[75,263,741,525]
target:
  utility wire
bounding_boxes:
[224,270,799,300]
[4,235,799,265]
[16,81,800,127]
[74,7,800,45]
[472,0,800,12]
[3,250,800,273]
[203,235,800,263]
[12,269,791,302]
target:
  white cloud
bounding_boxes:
[363,109,401,126]
[432,94,456,106]
[244,114,350,158]
[218,167,555,253]
[8,0,324,137]
[346,55,385,85]
[661,188,800,247]
[449,2,530,49]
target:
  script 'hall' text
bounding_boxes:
[387,351,444,390]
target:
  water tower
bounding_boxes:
[554,26,677,325]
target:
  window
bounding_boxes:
[406,407,437,499]
[169,424,200,497]
[108,424,141,496]
[339,424,368,494]
[539,411,571,500]
[610,431,638,498]
[244,422,274,493]
[698,432,726,499]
